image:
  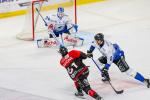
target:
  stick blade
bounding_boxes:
[116,90,124,94]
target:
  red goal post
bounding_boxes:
[17,0,77,41]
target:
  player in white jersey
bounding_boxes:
[37,7,83,48]
[44,7,77,38]
[87,33,150,88]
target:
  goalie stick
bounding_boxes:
[35,8,64,47]
[91,57,124,94]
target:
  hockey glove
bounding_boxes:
[101,67,110,81]
[86,50,93,58]
[87,53,93,58]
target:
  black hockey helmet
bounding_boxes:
[94,33,104,41]
[59,46,68,56]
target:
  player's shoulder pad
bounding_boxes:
[63,15,70,19]
[69,50,81,58]
[64,14,69,17]
[50,15,57,22]
[51,15,57,19]
[51,14,56,17]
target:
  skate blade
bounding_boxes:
[75,95,85,99]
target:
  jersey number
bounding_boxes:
[71,63,78,68]
[67,63,78,75]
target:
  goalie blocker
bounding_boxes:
[37,34,84,48]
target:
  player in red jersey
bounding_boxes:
[59,46,103,100]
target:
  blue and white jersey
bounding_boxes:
[44,14,75,34]
[88,40,124,69]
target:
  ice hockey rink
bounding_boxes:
[0,0,150,100]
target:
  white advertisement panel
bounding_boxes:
[0,0,70,13]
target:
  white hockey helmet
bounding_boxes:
[57,7,65,18]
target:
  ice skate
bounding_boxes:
[96,96,104,100]
[75,92,85,99]
[144,79,150,88]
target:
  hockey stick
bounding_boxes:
[91,57,124,94]
[35,8,64,47]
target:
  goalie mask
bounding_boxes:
[57,7,64,19]
[59,46,68,57]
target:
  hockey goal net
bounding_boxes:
[17,0,77,41]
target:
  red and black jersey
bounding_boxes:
[60,50,88,80]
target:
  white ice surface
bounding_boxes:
[0,0,150,100]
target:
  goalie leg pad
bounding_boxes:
[36,38,58,48]
[63,34,84,47]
